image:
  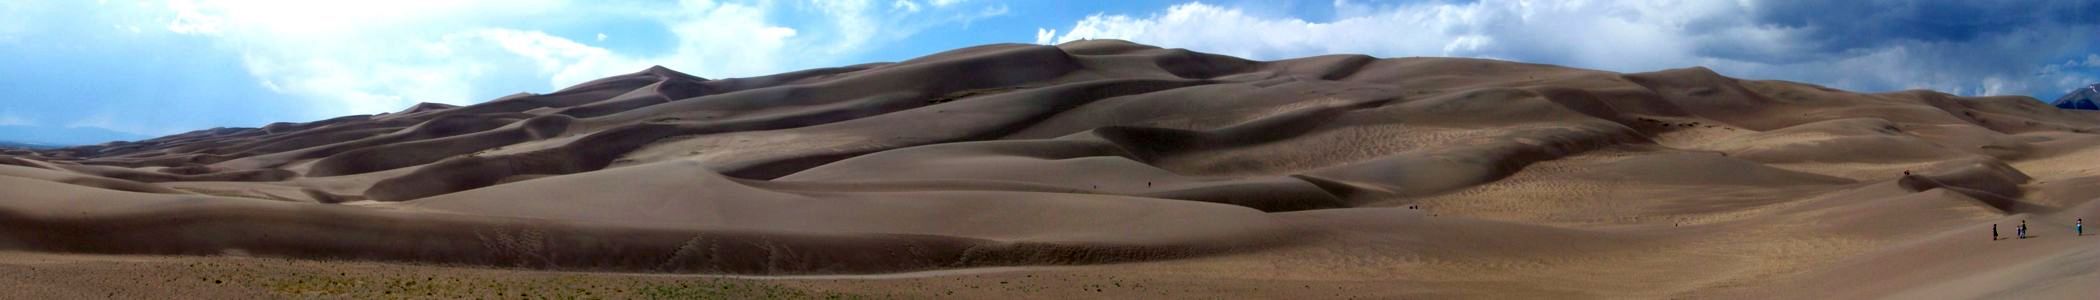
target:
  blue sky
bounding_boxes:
[0,0,2096,145]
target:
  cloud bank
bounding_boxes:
[1035,0,2100,99]
[159,0,1004,119]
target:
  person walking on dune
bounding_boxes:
[1993,224,1999,241]
[2078,219,2083,236]
[2018,220,2028,239]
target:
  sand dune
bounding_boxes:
[4,40,2098,298]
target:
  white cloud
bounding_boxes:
[2085,54,2100,67]
[1034,28,1056,45]
[469,28,630,86]
[802,0,880,56]
[937,3,1008,29]
[1037,1,1738,71]
[892,0,921,13]
[0,2,48,44]
[1035,1,2099,98]
[56,113,182,136]
[150,0,989,120]
[0,113,31,126]
[163,0,223,34]
[930,0,964,7]
[1039,1,1747,72]
[161,0,574,118]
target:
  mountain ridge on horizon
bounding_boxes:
[0,140,56,150]
[0,124,153,147]
[2052,82,2100,110]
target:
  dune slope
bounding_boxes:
[4,40,2098,298]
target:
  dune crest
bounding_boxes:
[5,39,2098,297]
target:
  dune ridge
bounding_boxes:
[4,40,2098,298]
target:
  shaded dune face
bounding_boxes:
[3,39,2099,289]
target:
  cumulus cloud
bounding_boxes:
[1034,28,1055,45]
[1036,0,2100,99]
[155,0,995,119]
[161,0,577,117]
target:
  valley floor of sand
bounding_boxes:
[7,210,2096,300]
[0,251,1443,299]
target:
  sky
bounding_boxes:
[0,0,2096,145]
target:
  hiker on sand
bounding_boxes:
[2018,220,2028,239]
[2078,219,2084,236]
[1993,224,1999,241]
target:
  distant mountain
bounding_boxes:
[2052,83,2100,110]
[0,125,153,147]
[0,140,56,150]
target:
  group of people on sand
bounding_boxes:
[1995,218,2083,240]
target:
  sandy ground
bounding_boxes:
[4,39,2100,299]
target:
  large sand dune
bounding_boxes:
[3,40,2097,298]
